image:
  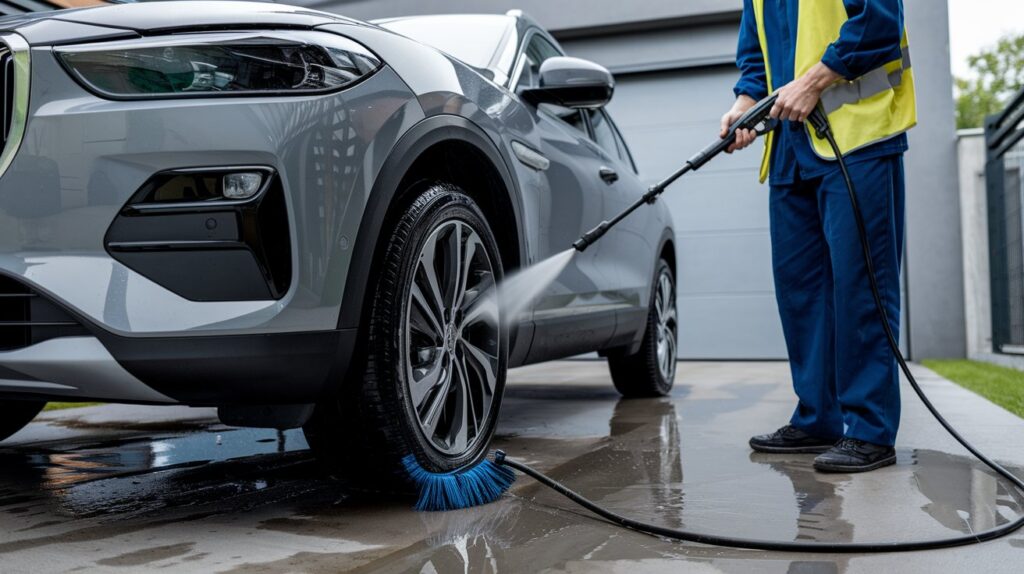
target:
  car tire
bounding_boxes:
[607,260,677,397]
[305,184,507,480]
[0,401,46,442]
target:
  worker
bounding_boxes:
[724,0,915,472]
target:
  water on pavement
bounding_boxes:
[0,361,1022,573]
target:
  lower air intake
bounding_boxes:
[0,275,89,352]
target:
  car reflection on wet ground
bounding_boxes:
[1,361,1022,573]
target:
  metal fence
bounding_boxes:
[986,87,1024,354]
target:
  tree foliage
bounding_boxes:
[955,33,1024,129]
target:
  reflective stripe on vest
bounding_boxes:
[750,0,917,183]
[820,47,912,114]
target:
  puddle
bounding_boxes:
[0,428,308,489]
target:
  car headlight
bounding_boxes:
[55,30,382,99]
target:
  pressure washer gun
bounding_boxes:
[572,93,780,252]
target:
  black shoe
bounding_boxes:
[813,437,896,473]
[749,425,835,454]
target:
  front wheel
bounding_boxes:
[305,184,506,479]
[608,260,677,397]
[0,401,46,442]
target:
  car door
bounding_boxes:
[583,108,662,344]
[512,33,628,362]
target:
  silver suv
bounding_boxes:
[0,2,676,478]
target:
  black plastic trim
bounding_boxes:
[0,273,90,351]
[95,329,354,406]
[105,165,292,302]
[107,240,247,252]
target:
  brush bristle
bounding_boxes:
[402,454,516,512]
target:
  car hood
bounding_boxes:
[0,1,362,45]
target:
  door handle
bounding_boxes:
[599,166,619,184]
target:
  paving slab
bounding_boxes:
[0,360,1021,573]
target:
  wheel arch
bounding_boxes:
[658,230,677,280]
[337,114,526,334]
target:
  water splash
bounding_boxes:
[476,248,575,325]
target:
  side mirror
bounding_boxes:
[520,56,614,109]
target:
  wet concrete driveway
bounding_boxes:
[1,360,1023,573]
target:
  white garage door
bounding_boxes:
[606,67,788,359]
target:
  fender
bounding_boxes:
[336,113,527,333]
[619,227,677,355]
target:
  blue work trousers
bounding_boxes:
[770,155,905,446]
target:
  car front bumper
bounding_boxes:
[0,37,422,338]
[0,30,423,404]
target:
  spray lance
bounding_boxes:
[488,93,1024,552]
[573,93,780,252]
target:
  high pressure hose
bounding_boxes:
[496,97,1024,552]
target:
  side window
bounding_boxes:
[589,110,638,172]
[515,35,561,91]
[516,34,586,136]
[608,114,639,173]
[588,110,620,159]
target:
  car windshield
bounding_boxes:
[377,15,514,72]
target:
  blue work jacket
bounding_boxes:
[733,0,909,186]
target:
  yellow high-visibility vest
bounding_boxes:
[750,0,917,183]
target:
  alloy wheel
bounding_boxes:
[654,270,678,382]
[404,219,500,456]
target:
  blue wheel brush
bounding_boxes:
[402,451,516,511]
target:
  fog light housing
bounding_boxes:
[223,172,263,200]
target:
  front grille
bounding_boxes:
[0,47,12,148]
[0,275,89,352]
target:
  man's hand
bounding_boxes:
[770,62,841,122]
[721,95,758,153]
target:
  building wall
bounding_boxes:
[304,0,742,34]
[315,0,966,360]
[901,0,966,359]
[957,130,993,358]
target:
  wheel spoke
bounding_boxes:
[663,341,672,375]
[464,291,499,327]
[411,357,445,410]
[461,270,495,317]
[462,339,498,395]
[442,222,463,309]
[447,369,470,452]
[665,305,677,328]
[418,238,447,323]
[658,276,670,317]
[410,283,444,340]
[455,355,478,438]
[454,233,479,312]
[420,371,452,438]
[663,327,677,377]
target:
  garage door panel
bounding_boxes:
[625,121,765,176]
[660,171,770,232]
[678,295,787,359]
[607,68,744,127]
[677,232,774,294]
[609,67,787,359]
